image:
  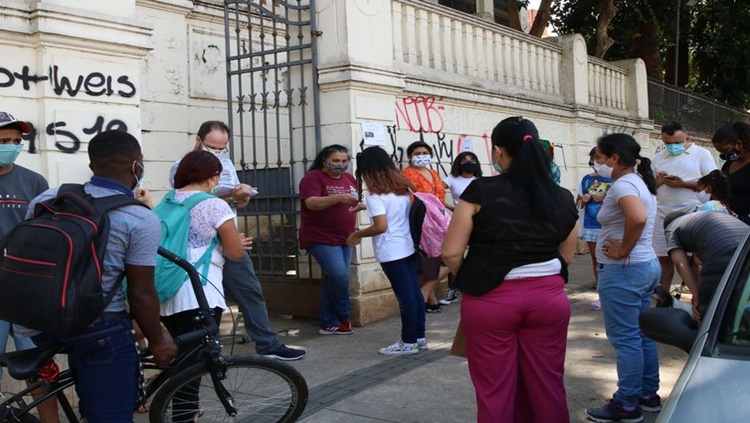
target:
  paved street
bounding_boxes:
[234,251,688,423]
[42,250,685,423]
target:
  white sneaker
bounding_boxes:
[417,338,427,350]
[439,288,459,305]
[378,339,420,356]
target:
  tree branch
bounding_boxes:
[594,0,617,58]
[529,0,553,37]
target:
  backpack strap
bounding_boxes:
[57,184,149,311]
[165,190,221,286]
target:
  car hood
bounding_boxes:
[665,355,750,422]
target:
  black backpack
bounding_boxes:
[0,184,146,337]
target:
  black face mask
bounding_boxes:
[719,150,741,162]
[459,161,479,174]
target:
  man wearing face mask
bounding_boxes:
[21,130,178,420]
[169,121,305,360]
[300,144,362,335]
[0,112,49,391]
[652,122,717,292]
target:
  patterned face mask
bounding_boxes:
[411,154,432,167]
[326,161,348,176]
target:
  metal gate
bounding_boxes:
[223,0,320,294]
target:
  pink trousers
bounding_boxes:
[461,275,570,423]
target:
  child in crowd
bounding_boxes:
[577,147,613,310]
[695,169,734,215]
[347,147,426,356]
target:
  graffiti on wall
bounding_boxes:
[0,65,136,98]
[394,96,445,134]
[23,116,128,154]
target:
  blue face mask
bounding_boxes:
[665,143,686,156]
[0,144,22,168]
[492,162,504,174]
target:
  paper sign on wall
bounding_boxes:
[460,138,473,152]
[361,122,386,146]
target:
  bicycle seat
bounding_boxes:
[0,344,64,380]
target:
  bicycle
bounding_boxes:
[0,246,308,422]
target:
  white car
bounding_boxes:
[640,231,750,422]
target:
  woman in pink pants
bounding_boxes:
[442,117,579,423]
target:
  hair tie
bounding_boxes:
[522,135,533,143]
[635,158,642,167]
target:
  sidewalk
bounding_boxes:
[249,252,689,423]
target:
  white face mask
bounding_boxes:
[131,161,145,192]
[596,162,614,179]
[411,154,431,167]
[202,142,229,157]
[696,190,711,204]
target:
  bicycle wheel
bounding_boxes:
[149,355,308,423]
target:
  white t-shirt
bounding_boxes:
[443,175,476,206]
[596,173,657,264]
[365,192,415,263]
[652,143,717,216]
[160,191,236,316]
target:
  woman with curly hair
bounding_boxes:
[346,147,426,356]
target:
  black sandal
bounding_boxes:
[425,303,443,313]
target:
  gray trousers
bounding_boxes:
[223,253,282,354]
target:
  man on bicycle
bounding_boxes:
[25,130,178,421]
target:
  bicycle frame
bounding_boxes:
[0,247,238,422]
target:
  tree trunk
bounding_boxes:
[506,0,522,31]
[529,0,553,37]
[632,21,663,78]
[594,0,617,58]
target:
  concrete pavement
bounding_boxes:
[248,252,689,423]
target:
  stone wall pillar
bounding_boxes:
[552,34,590,107]
[612,59,650,120]
[0,0,152,185]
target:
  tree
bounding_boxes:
[594,0,617,58]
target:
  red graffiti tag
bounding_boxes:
[395,96,445,134]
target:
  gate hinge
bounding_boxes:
[311,30,323,37]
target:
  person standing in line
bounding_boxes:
[401,141,449,313]
[169,121,305,360]
[577,147,613,310]
[0,112,60,422]
[652,122,717,292]
[442,117,579,423]
[160,150,251,422]
[300,145,364,336]
[347,147,426,356]
[439,151,482,306]
[712,122,750,224]
[584,133,661,422]
[26,130,178,421]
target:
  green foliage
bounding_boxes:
[691,0,750,110]
[552,0,750,110]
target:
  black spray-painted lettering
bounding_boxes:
[0,65,136,98]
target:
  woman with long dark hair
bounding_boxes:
[712,122,750,224]
[584,133,661,422]
[300,144,363,335]
[346,147,426,355]
[442,117,579,422]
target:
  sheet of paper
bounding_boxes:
[361,122,386,146]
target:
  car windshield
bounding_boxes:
[718,242,750,349]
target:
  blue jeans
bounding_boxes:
[379,254,425,343]
[222,253,282,354]
[598,259,661,408]
[308,245,353,328]
[36,316,138,422]
[0,319,36,380]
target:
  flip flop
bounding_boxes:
[589,300,601,311]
